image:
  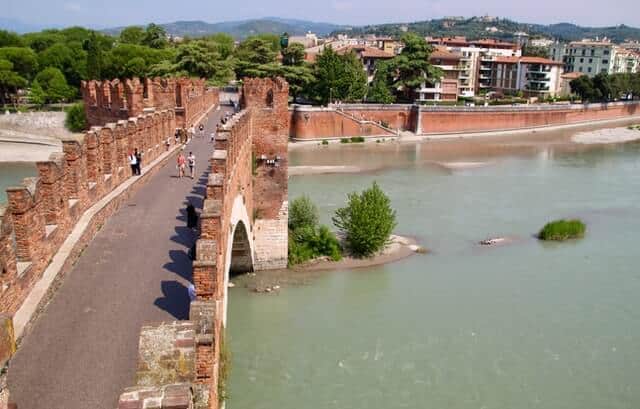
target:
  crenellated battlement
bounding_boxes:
[81,77,219,128]
[0,109,177,316]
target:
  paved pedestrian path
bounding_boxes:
[7,107,229,409]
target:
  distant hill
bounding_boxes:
[103,18,345,39]
[333,17,640,43]
[0,17,60,34]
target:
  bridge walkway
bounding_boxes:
[7,106,230,409]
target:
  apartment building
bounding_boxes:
[417,47,462,102]
[613,48,639,74]
[426,37,521,97]
[490,56,564,97]
[563,39,615,76]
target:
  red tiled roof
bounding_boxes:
[336,45,394,59]
[430,47,462,60]
[495,56,563,65]
[494,56,520,64]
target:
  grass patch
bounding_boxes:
[538,219,586,241]
[322,139,329,145]
[350,136,365,143]
[340,138,350,144]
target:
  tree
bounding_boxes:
[102,44,175,79]
[0,59,27,106]
[83,32,104,79]
[34,67,73,103]
[0,30,24,48]
[332,181,397,257]
[142,24,168,49]
[592,72,613,101]
[23,30,66,53]
[367,61,395,103]
[29,79,46,106]
[38,42,87,86]
[522,45,549,58]
[282,43,306,66]
[289,195,319,230]
[235,36,279,78]
[570,75,601,102]
[384,32,442,102]
[0,47,38,80]
[203,33,234,59]
[65,102,87,132]
[310,46,367,104]
[173,41,234,85]
[119,26,145,45]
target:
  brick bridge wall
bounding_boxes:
[116,78,290,409]
[0,109,178,317]
[81,77,219,129]
[289,101,640,139]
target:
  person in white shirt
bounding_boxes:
[127,150,137,176]
[187,152,196,179]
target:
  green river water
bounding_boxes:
[228,137,640,408]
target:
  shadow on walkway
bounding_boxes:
[154,280,190,320]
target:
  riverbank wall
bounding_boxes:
[289,101,640,140]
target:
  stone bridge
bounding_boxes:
[0,77,289,409]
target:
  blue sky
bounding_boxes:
[2,0,638,28]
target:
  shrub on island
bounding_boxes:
[288,196,342,266]
[332,181,397,257]
[538,219,586,241]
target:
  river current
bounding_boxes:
[228,135,640,408]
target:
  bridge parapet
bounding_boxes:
[0,109,177,317]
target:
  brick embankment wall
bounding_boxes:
[82,77,219,129]
[0,109,177,317]
[419,101,640,134]
[288,101,640,140]
[290,105,400,140]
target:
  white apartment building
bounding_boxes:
[491,56,564,97]
[563,39,615,76]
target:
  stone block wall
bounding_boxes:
[81,77,219,129]
[0,110,177,316]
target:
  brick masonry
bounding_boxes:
[289,101,640,139]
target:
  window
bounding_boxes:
[588,67,592,73]
[591,49,595,56]
[581,49,586,56]
[580,58,584,63]
[603,59,609,64]
[589,58,593,63]
[601,68,607,73]
[604,50,610,55]
[579,67,583,72]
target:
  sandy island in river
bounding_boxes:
[572,126,640,144]
[230,235,422,293]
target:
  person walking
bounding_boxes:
[134,148,142,175]
[174,128,180,145]
[128,150,137,176]
[187,152,196,179]
[198,123,205,138]
[177,152,186,178]
[188,125,196,141]
[165,136,171,151]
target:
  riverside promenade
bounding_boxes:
[7,107,229,409]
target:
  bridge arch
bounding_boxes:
[222,194,254,325]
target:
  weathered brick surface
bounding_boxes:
[289,101,640,139]
[81,77,219,129]
[0,314,15,368]
[0,109,178,316]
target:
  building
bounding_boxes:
[549,41,567,63]
[490,56,564,97]
[289,32,319,49]
[559,71,584,96]
[336,45,395,81]
[417,47,462,102]
[427,37,521,97]
[612,48,639,73]
[564,39,615,76]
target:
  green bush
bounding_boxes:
[289,195,319,231]
[350,136,365,143]
[340,138,350,144]
[332,181,397,257]
[64,102,87,132]
[538,219,586,241]
[321,139,329,145]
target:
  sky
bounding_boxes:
[2,0,638,29]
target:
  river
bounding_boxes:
[228,133,640,408]
[0,162,37,205]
